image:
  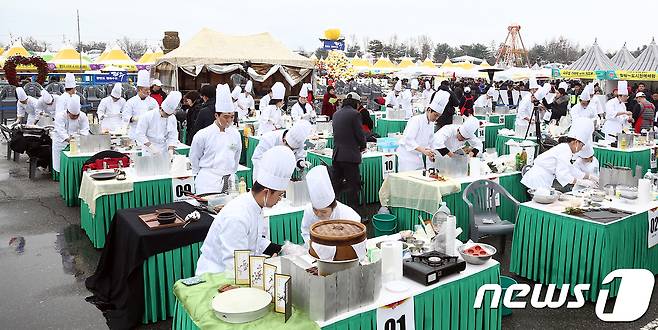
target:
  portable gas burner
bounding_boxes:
[403,251,466,286]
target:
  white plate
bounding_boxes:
[211,288,272,323]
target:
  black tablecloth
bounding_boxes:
[85,202,213,329]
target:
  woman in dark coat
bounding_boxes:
[183,91,202,145]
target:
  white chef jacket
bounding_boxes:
[570,103,598,120]
[36,95,58,118]
[196,193,271,275]
[301,202,361,245]
[189,123,242,194]
[51,111,90,172]
[571,157,600,179]
[122,95,158,140]
[258,94,271,112]
[601,98,630,138]
[97,96,126,131]
[17,97,41,125]
[236,93,255,119]
[474,95,492,110]
[385,91,400,108]
[521,143,581,190]
[135,109,179,154]
[251,130,305,180]
[397,113,435,171]
[258,104,283,135]
[431,124,483,154]
[290,101,316,122]
[400,90,413,119]
[515,94,534,128]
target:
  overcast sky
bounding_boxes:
[2,0,656,54]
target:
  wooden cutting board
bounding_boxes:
[138,212,185,230]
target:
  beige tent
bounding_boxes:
[155,28,314,92]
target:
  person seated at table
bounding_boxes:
[189,84,242,195]
[290,84,316,122]
[135,91,181,156]
[601,81,633,141]
[570,90,597,120]
[195,146,296,275]
[36,89,57,120]
[123,70,159,141]
[521,117,598,191]
[430,116,483,159]
[396,90,448,171]
[258,82,285,135]
[97,83,126,132]
[301,165,361,245]
[251,119,312,180]
[51,95,89,173]
[15,87,40,125]
[235,80,255,120]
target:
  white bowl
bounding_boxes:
[211,288,272,324]
[458,243,497,265]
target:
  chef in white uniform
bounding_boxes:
[15,87,40,125]
[301,165,361,245]
[36,89,57,119]
[431,116,483,158]
[569,91,597,120]
[55,73,78,115]
[259,89,272,114]
[97,83,126,132]
[400,84,414,119]
[385,81,402,108]
[195,145,296,275]
[521,117,597,190]
[474,87,497,111]
[123,70,159,141]
[251,119,312,180]
[396,90,448,171]
[235,81,255,119]
[51,95,89,173]
[601,81,633,140]
[290,84,316,122]
[135,91,181,155]
[190,84,242,195]
[515,77,541,129]
[422,81,435,101]
[258,82,285,135]
[572,145,600,181]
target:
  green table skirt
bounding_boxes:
[375,119,407,137]
[306,152,391,204]
[246,136,259,168]
[495,135,538,156]
[326,136,334,149]
[172,264,501,330]
[391,173,527,242]
[143,242,201,324]
[484,124,504,149]
[510,205,658,301]
[80,178,173,248]
[52,170,60,181]
[593,147,651,173]
[475,114,515,130]
[504,114,516,130]
[269,210,304,245]
[59,151,89,207]
[180,127,187,144]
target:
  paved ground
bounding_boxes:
[0,142,657,329]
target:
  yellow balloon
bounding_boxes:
[324,29,341,41]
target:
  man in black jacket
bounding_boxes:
[435,80,460,129]
[192,85,216,139]
[331,92,367,208]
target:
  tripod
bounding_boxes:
[523,104,543,154]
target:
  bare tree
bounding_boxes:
[21,37,50,52]
[116,36,148,60]
[77,41,107,53]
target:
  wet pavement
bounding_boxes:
[0,143,657,329]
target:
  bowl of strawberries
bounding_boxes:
[457,243,497,265]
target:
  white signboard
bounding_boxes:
[377,297,415,330]
[382,154,396,178]
[648,207,658,248]
[477,126,485,139]
[172,176,195,203]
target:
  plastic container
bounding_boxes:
[500,276,518,316]
[372,213,398,237]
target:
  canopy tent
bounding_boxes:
[451,55,484,64]
[155,28,314,92]
[351,56,372,73]
[92,45,137,72]
[370,57,398,73]
[440,58,455,68]
[397,57,416,68]
[610,43,636,68]
[561,40,619,78]
[49,45,91,72]
[137,49,154,64]
[0,41,37,71]
[624,39,658,72]
[0,48,4,57]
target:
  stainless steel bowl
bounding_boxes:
[458,243,497,265]
[529,189,560,204]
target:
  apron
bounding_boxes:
[195,169,233,195]
[397,147,425,172]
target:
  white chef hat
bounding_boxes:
[411,79,419,90]
[16,87,28,101]
[151,79,162,87]
[585,82,595,95]
[231,85,241,100]
[244,80,253,93]
[534,87,548,101]
[161,91,182,115]
[40,89,53,104]
[68,95,81,115]
[215,84,234,113]
[459,117,480,140]
[136,70,150,88]
[111,83,122,98]
[285,120,312,149]
[558,82,569,90]
[428,90,449,113]
[272,82,286,100]
[256,145,296,191]
[64,73,76,88]
[298,84,308,97]
[306,165,335,209]
[568,117,594,144]
[529,76,540,89]
[579,90,591,101]
[394,80,402,92]
[617,81,628,95]
[578,145,594,158]
[425,81,431,90]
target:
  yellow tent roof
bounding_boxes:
[441,58,455,68]
[4,41,30,58]
[373,57,396,69]
[50,46,90,71]
[479,61,491,68]
[422,58,436,68]
[0,48,4,57]
[455,61,475,70]
[397,58,416,68]
[138,49,154,64]
[150,47,163,63]
[351,56,370,67]
[96,45,137,71]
